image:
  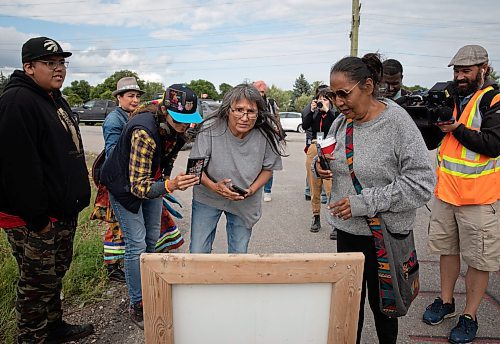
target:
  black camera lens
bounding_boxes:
[317,101,323,109]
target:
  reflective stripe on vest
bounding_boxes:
[461,98,481,161]
[438,155,497,178]
[436,86,499,205]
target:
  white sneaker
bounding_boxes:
[263,193,272,202]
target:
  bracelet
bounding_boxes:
[164,179,173,193]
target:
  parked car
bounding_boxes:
[181,98,210,151]
[279,111,305,133]
[71,99,117,125]
[201,100,221,117]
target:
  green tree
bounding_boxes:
[62,80,92,105]
[405,84,428,92]
[188,79,219,100]
[66,93,83,106]
[489,67,499,83]
[294,94,311,114]
[292,74,311,100]
[0,71,9,95]
[219,83,233,100]
[90,70,142,99]
[142,81,165,101]
[267,85,293,112]
[310,80,325,96]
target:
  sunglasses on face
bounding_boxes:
[331,80,360,100]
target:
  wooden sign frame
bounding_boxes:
[140,253,364,344]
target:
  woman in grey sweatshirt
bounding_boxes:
[316,53,435,344]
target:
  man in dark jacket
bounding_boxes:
[381,59,410,100]
[0,37,92,343]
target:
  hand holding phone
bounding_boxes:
[230,183,248,196]
[186,156,209,184]
[316,142,329,170]
[436,119,455,126]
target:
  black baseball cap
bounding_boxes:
[22,37,72,63]
[162,84,202,123]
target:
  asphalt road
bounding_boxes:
[80,126,499,343]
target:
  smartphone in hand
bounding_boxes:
[186,156,209,184]
[230,183,248,196]
[436,118,456,126]
[316,143,329,170]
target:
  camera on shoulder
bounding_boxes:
[397,81,455,128]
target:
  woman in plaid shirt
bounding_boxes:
[100,84,202,330]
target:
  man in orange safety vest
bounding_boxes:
[421,45,500,344]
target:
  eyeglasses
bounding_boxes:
[331,80,360,100]
[231,107,258,120]
[35,60,69,70]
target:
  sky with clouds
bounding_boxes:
[1,0,499,91]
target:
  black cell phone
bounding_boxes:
[436,118,456,126]
[186,156,209,184]
[316,142,329,170]
[230,184,248,196]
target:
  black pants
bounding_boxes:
[337,230,398,344]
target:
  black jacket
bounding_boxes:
[420,79,500,157]
[301,103,337,140]
[0,70,90,231]
[100,112,162,213]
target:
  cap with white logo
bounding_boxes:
[22,36,72,63]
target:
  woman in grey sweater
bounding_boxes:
[316,54,435,343]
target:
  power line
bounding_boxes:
[363,11,500,27]
[0,29,347,53]
[0,0,87,5]
[0,18,350,46]
[0,0,256,17]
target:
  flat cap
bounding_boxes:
[448,45,488,67]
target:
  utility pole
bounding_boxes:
[350,0,361,57]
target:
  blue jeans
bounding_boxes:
[264,173,273,193]
[109,194,162,305]
[190,199,252,253]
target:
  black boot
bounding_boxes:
[130,301,144,330]
[107,262,126,282]
[330,228,338,240]
[46,320,94,344]
[310,215,321,233]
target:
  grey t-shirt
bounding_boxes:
[325,99,435,236]
[190,119,283,228]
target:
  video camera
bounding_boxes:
[396,81,456,128]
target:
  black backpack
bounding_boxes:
[91,149,106,187]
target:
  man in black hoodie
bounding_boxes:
[0,37,92,343]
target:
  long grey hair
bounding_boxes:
[198,83,287,156]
